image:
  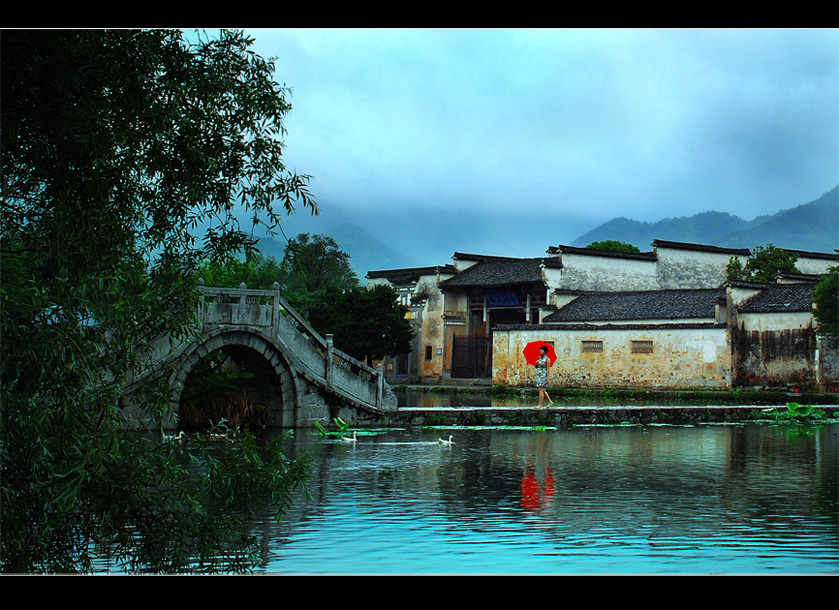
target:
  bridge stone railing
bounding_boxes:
[198,282,394,413]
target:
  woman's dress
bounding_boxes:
[535,354,549,388]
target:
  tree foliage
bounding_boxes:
[726,244,801,283]
[812,261,839,338]
[306,285,414,366]
[195,234,406,366]
[198,232,359,311]
[279,233,359,299]
[1,29,314,573]
[199,253,283,291]
[584,240,641,253]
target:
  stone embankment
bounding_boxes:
[330,385,839,429]
[384,405,784,428]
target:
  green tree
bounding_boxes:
[1,29,314,573]
[585,240,641,253]
[812,261,839,338]
[726,244,801,283]
[198,233,357,296]
[199,253,283,290]
[280,233,359,296]
[306,285,414,366]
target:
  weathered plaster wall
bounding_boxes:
[817,336,839,392]
[542,265,563,293]
[733,325,817,387]
[365,277,390,290]
[656,249,743,289]
[368,271,453,383]
[796,254,836,276]
[493,325,731,390]
[727,285,763,307]
[415,275,446,381]
[738,311,813,332]
[558,253,658,292]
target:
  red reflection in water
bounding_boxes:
[521,465,555,513]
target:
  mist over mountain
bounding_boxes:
[253,186,837,284]
[571,185,838,254]
[257,223,423,282]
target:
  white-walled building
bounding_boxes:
[366,240,837,390]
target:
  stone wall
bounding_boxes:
[817,336,839,392]
[493,324,731,390]
[732,326,818,388]
[381,405,779,429]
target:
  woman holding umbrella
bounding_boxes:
[534,345,554,408]
[523,341,557,408]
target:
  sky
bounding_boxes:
[244,28,839,268]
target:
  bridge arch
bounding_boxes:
[170,327,300,429]
[124,284,392,432]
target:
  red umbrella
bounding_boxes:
[522,341,557,367]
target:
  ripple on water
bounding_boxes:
[259,424,839,574]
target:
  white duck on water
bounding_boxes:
[341,431,358,443]
[438,435,454,446]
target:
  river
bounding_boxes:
[251,415,838,574]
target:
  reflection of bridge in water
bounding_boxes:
[124,282,396,431]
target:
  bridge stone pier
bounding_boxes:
[124,282,397,431]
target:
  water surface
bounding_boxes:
[259,422,838,574]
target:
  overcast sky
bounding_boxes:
[245,28,838,265]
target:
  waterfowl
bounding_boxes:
[161,430,185,442]
[341,431,358,443]
[438,435,454,446]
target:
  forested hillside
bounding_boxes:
[572,186,838,253]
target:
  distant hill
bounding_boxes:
[572,185,838,253]
[256,223,422,282]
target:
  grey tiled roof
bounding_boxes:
[545,240,752,259]
[775,248,838,261]
[496,322,725,331]
[543,289,724,323]
[738,283,816,313]
[441,255,562,289]
[652,239,751,256]
[545,244,657,261]
[366,265,456,285]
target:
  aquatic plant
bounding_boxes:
[488,383,516,397]
[425,414,449,426]
[421,425,556,431]
[759,402,828,422]
[600,388,621,401]
[314,417,357,437]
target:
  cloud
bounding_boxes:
[248,28,839,261]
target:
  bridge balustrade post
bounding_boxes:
[377,362,384,410]
[325,334,334,388]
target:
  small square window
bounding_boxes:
[581,340,603,353]
[631,340,654,354]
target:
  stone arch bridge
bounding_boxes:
[124,283,397,430]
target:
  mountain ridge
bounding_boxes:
[571,185,838,254]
